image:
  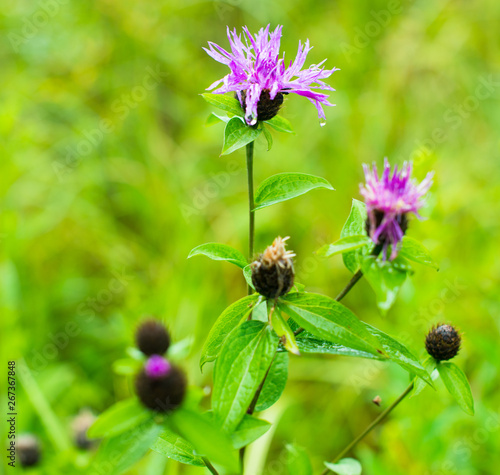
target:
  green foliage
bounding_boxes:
[263,115,295,134]
[150,429,205,467]
[255,352,289,411]
[212,321,278,432]
[231,415,272,449]
[222,117,262,155]
[400,237,439,270]
[340,199,370,273]
[254,173,334,211]
[437,362,475,415]
[286,444,313,475]
[324,458,362,475]
[201,93,244,117]
[200,294,260,368]
[317,235,371,258]
[188,242,247,268]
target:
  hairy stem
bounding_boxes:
[202,457,220,475]
[246,141,255,295]
[321,381,414,474]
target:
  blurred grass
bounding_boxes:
[1,0,499,473]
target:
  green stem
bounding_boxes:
[202,457,220,475]
[246,141,255,286]
[321,381,414,474]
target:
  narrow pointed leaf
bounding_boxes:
[400,236,439,270]
[206,112,231,126]
[411,357,438,398]
[151,429,205,466]
[255,352,289,412]
[254,173,334,211]
[88,398,152,439]
[437,362,474,415]
[264,115,294,133]
[243,264,255,290]
[271,304,300,355]
[200,294,260,369]
[171,408,239,472]
[262,125,273,151]
[340,199,370,273]
[213,321,278,432]
[361,256,407,313]
[280,293,383,356]
[188,242,247,268]
[231,415,271,449]
[202,93,244,117]
[221,117,262,155]
[363,323,433,386]
[324,458,362,475]
[317,235,372,258]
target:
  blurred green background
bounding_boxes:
[1,0,499,473]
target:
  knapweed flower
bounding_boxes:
[425,324,461,361]
[136,357,187,412]
[204,25,337,126]
[360,159,433,260]
[252,236,295,299]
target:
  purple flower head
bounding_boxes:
[144,355,171,378]
[360,159,434,260]
[204,25,338,126]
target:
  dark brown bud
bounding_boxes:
[72,409,97,450]
[425,324,461,361]
[135,364,187,413]
[251,237,295,299]
[135,319,170,356]
[16,435,41,467]
[240,89,284,122]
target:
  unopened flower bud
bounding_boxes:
[135,357,186,413]
[135,319,170,356]
[16,435,41,467]
[251,237,295,299]
[425,324,461,362]
[72,409,97,450]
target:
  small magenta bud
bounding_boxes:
[135,319,170,356]
[251,236,295,299]
[17,435,41,467]
[144,355,171,378]
[425,324,462,362]
[135,363,187,413]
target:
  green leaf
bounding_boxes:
[213,321,278,432]
[188,242,247,268]
[221,117,262,155]
[171,408,239,472]
[243,264,255,290]
[286,444,313,475]
[411,357,438,398]
[400,236,439,270]
[90,420,162,475]
[151,429,205,466]
[255,352,289,412]
[206,112,231,126]
[280,293,383,356]
[271,304,300,355]
[264,115,295,134]
[231,415,271,449]
[437,362,475,415]
[202,93,244,117]
[293,333,388,360]
[262,125,273,151]
[88,398,152,439]
[340,199,370,273]
[324,458,362,475]
[200,294,260,369]
[361,256,407,313]
[317,235,372,258]
[363,323,433,386]
[254,173,334,211]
